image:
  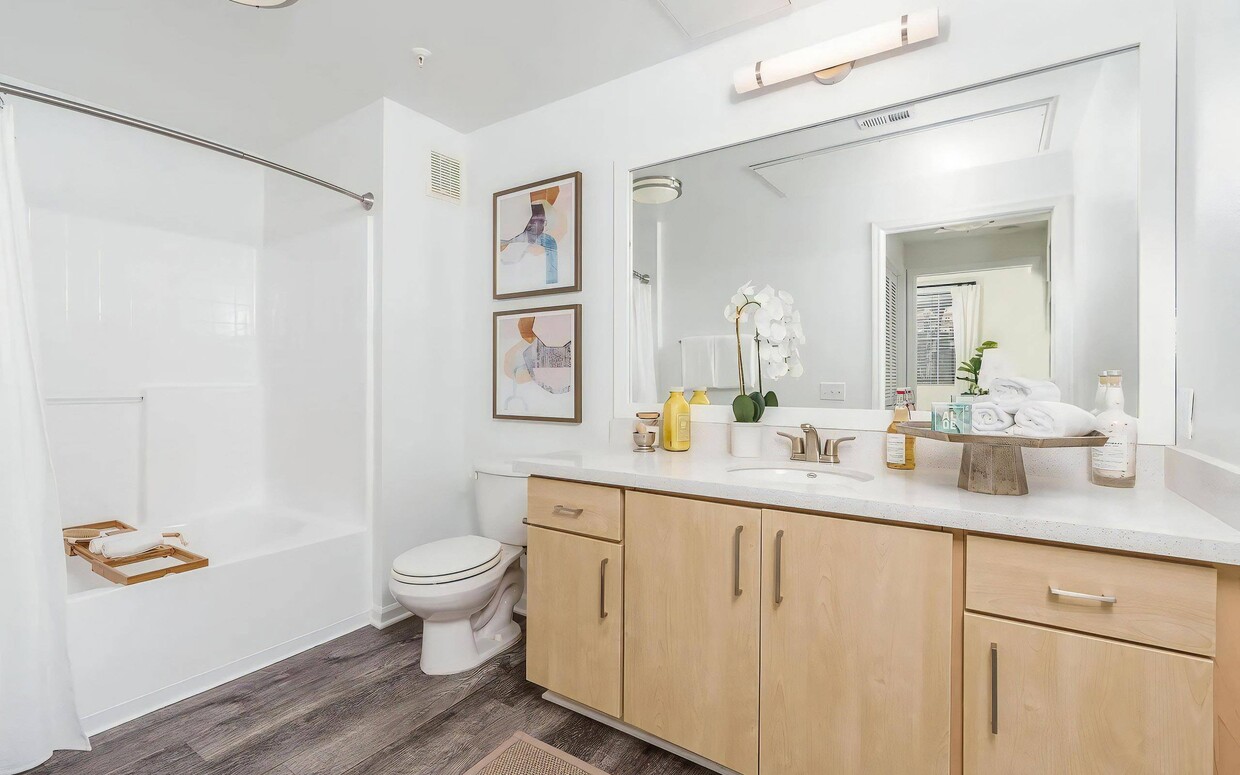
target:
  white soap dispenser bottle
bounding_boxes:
[1091,370,1137,488]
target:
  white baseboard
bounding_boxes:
[541,691,741,775]
[81,612,370,736]
[370,601,414,630]
[1166,446,1240,531]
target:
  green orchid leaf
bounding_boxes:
[733,395,757,423]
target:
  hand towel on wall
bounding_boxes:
[990,377,1061,412]
[970,402,1015,434]
[679,336,715,389]
[1012,401,1097,438]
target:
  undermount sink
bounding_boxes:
[726,464,874,486]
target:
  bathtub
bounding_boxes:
[65,507,370,735]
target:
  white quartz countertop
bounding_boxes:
[513,448,1240,566]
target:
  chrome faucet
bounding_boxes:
[776,424,855,464]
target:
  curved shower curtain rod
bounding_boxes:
[0,81,375,211]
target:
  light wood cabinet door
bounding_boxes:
[760,509,953,775]
[624,492,761,775]
[963,613,1213,774]
[525,526,623,718]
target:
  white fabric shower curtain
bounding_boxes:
[950,283,981,367]
[630,278,658,404]
[0,104,90,774]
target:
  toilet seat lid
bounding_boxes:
[392,535,502,581]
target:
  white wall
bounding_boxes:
[1176,0,1240,468]
[465,0,1171,452]
[374,99,472,615]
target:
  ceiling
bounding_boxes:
[0,0,825,151]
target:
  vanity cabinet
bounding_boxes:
[760,509,954,775]
[525,524,624,717]
[624,492,762,775]
[526,477,1225,775]
[963,613,1213,774]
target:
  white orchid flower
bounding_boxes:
[724,280,806,387]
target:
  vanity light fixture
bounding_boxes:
[733,7,940,93]
[633,175,683,205]
[228,0,301,7]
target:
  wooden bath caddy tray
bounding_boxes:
[897,422,1108,496]
[63,520,208,586]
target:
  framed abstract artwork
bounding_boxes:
[493,172,582,299]
[493,304,582,423]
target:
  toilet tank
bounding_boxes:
[474,461,529,546]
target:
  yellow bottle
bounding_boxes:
[886,387,916,470]
[662,387,692,452]
[689,388,711,405]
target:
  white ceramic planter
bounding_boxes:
[730,422,763,458]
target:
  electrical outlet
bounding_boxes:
[819,382,846,401]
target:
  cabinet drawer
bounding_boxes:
[527,477,623,541]
[966,536,1216,656]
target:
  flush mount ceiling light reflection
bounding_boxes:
[632,175,682,204]
[229,0,301,7]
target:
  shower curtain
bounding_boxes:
[0,104,90,774]
[630,277,658,404]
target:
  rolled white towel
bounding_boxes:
[970,401,1015,435]
[990,377,1061,412]
[88,530,183,558]
[1013,401,1097,438]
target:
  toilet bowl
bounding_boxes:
[389,462,528,675]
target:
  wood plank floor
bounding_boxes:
[33,618,711,775]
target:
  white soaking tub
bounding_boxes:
[64,506,369,735]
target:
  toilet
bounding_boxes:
[389,462,528,675]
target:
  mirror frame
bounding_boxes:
[613,39,1175,444]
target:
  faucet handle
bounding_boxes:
[776,431,805,456]
[824,436,856,454]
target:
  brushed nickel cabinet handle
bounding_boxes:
[733,525,744,597]
[774,529,785,605]
[1049,586,1116,605]
[553,505,584,517]
[599,558,609,619]
[990,642,999,735]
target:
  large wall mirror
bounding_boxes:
[628,49,1146,421]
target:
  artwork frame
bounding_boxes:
[493,171,582,299]
[493,304,582,423]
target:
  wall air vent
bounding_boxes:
[427,150,463,202]
[856,108,913,130]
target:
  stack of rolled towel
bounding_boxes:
[88,530,186,559]
[971,377,1097,438]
